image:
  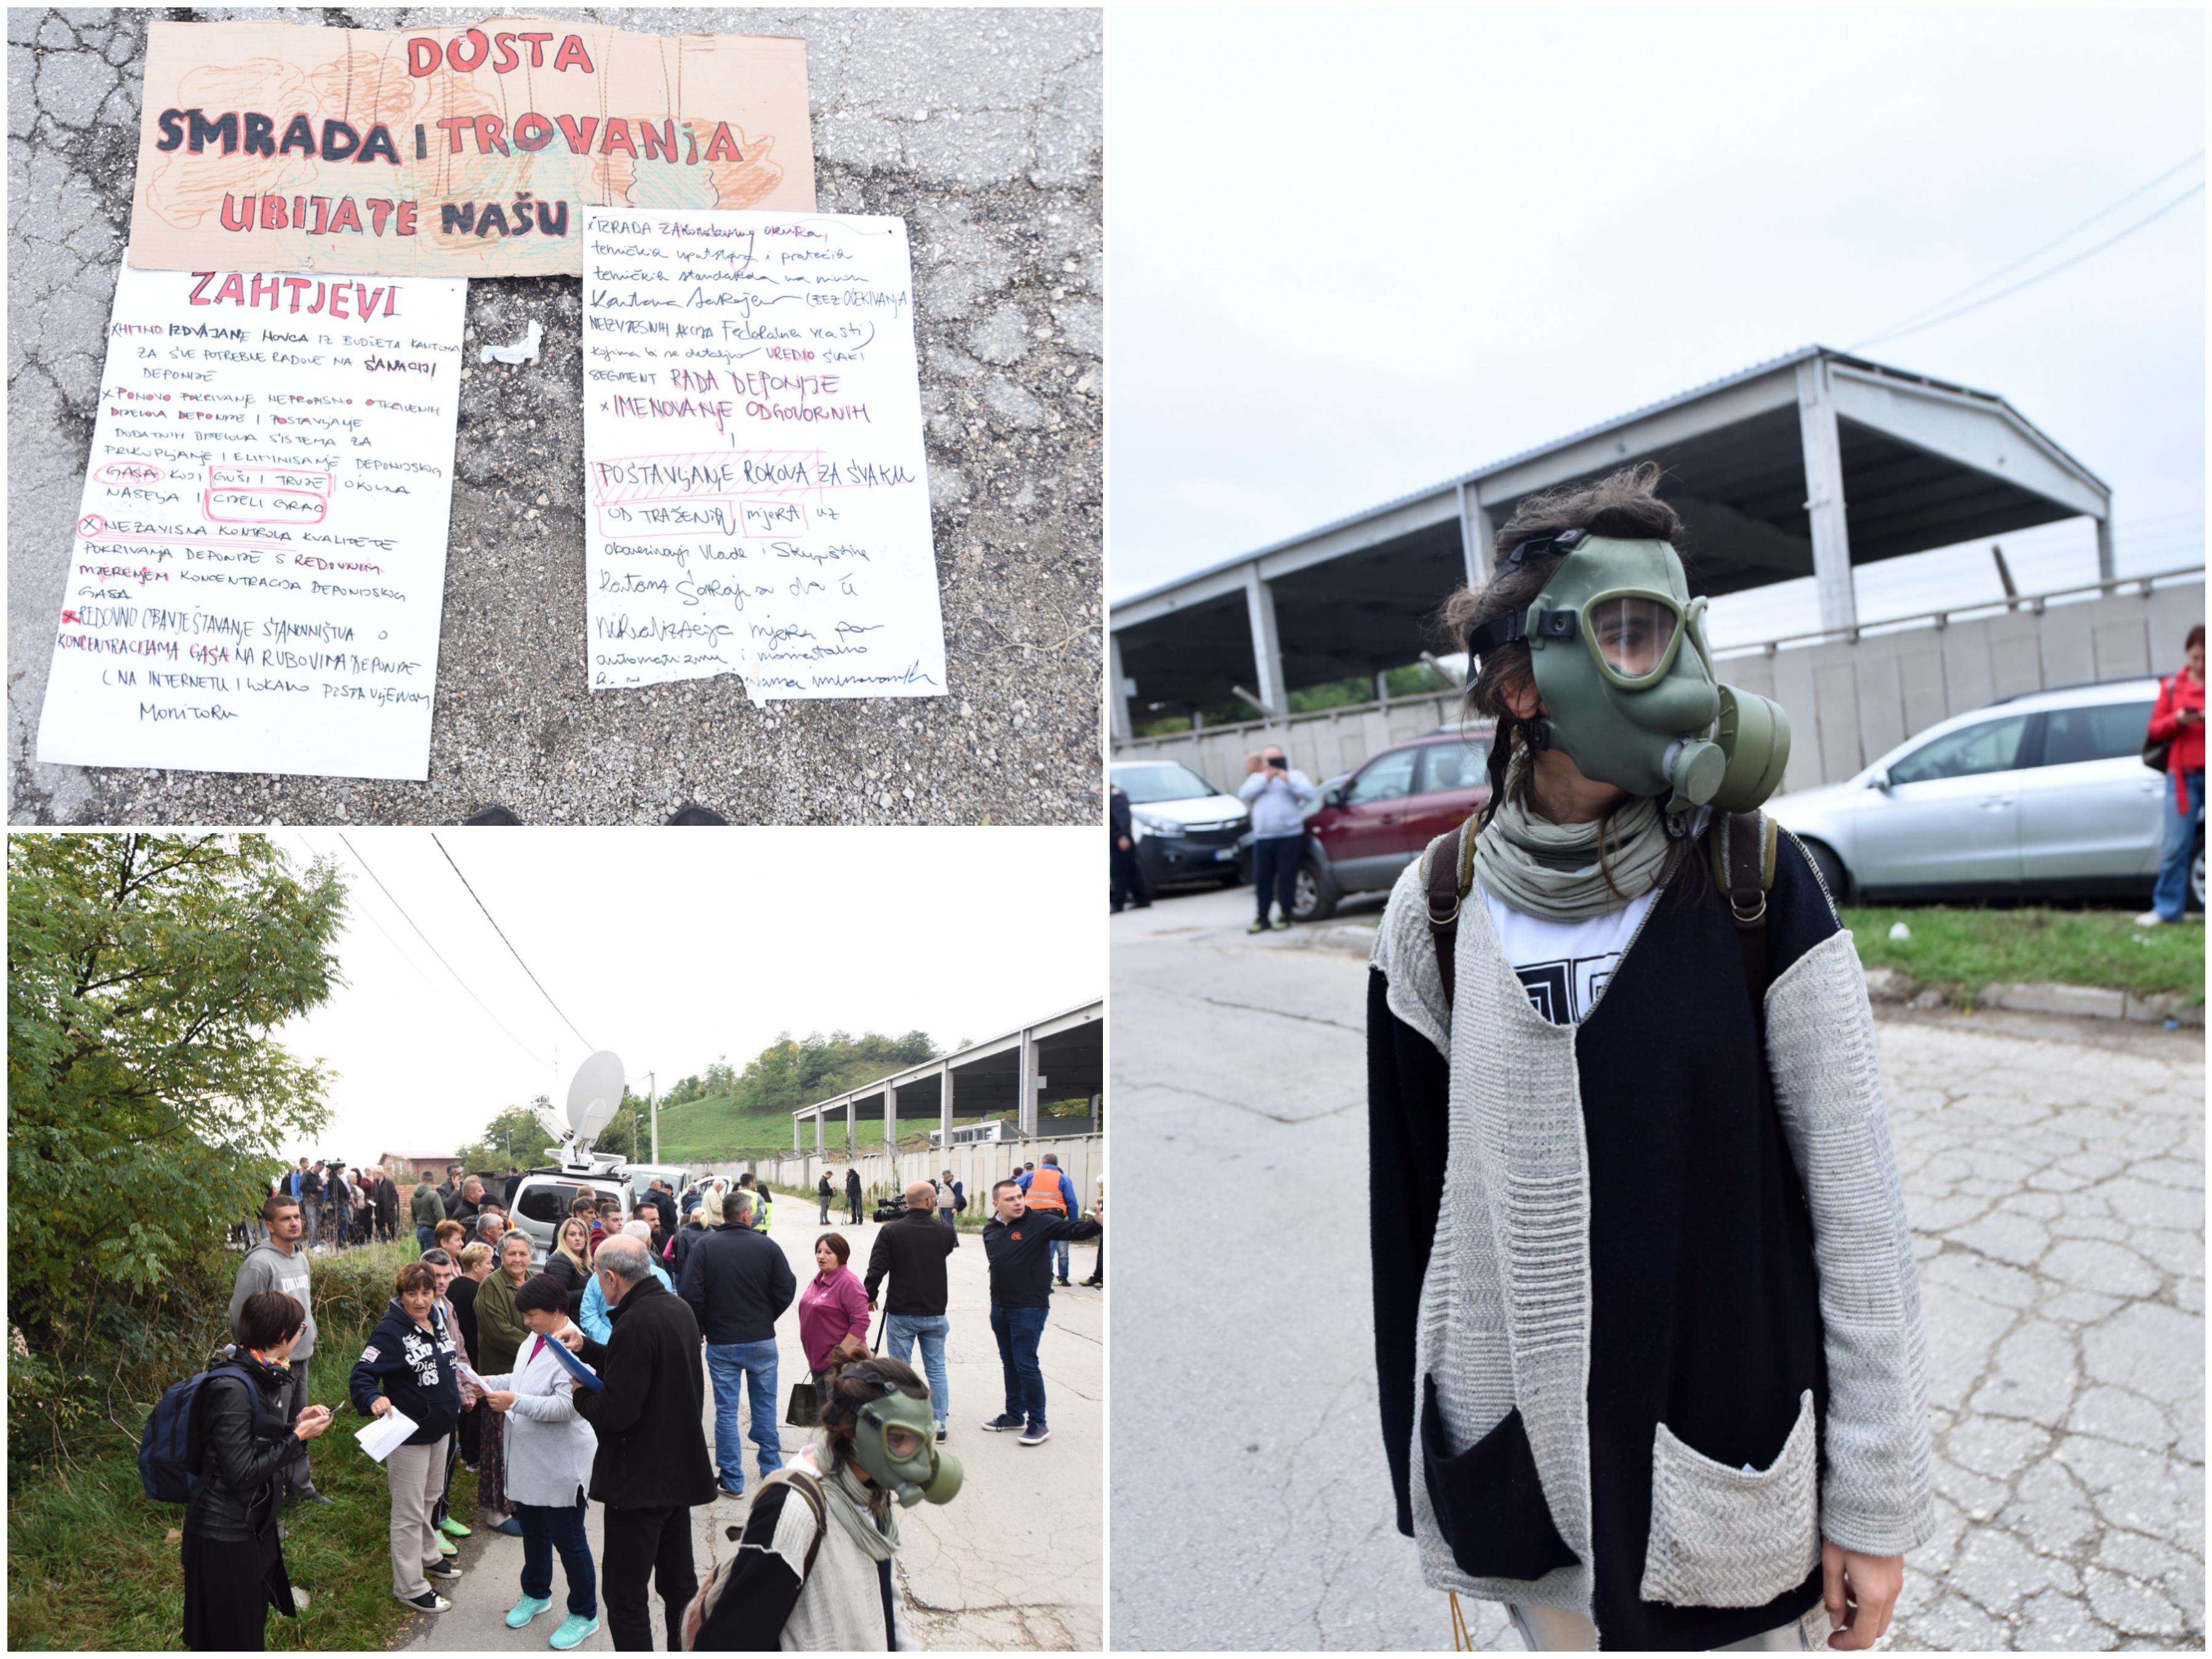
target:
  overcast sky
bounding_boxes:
[266,829,1098,1168]
[1108,7,2205,648]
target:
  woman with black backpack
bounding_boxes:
[1368,466,1932,1652]
[181,1289,332,1650]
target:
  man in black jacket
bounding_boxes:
[564,1236,716,1651]
[981,1179,1100,1448]
[865,1181,960,1441]
[644,1178,678,1239]
[844,1167,863,1225]
[1110,783,1152,912]
[678,1189,797,1499]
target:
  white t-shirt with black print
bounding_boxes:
[1478,808,1709,1025]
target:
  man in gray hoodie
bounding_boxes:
[228,1191,331,1502]
[1238,745,1319,933]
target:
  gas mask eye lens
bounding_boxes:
[883,1424,925,1460]
[1589,596,1677,681]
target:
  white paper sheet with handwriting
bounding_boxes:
[34,255,466,779]
[581,208,946,699]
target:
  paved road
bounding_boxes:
[401,1199,1102,1651]
[1110,882,2204,1652]
[8,6,1101,825]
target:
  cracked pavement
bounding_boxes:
[1109,883,2204,1651]
[8,6,1102,825]
[401,1192,1102,1652]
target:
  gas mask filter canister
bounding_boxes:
[1465,531,1791,813]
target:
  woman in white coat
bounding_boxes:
[476,1273,600,1651]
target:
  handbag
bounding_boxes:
[2144,675,2176,773]
[785,1308,884,1427]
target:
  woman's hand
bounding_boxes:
[485,1389,517,1413]
[369,1395,394,1418]
[1822,1540,1902,1650]
[293,1404,333,1441]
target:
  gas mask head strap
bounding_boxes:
[1465,528,1591,671]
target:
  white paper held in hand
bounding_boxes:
[356,1406,420,1463]
[581,208,946,700]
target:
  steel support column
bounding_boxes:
[1797,357,1858,635]
[940,1064,954,1148]
[2095,515,2117,590]
[1459,481,1495,589]
[1243,565,1286,716]
[1017,1029,1040,1139]
[884,1084,898,1183]
[845,1096,855,1156]
[1110,633,1134,743]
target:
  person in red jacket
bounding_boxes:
[2139,622,2206,926]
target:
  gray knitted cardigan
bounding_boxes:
[1370,841,1935,1630]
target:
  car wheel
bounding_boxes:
[1803,840,1849,906]
[1293,859,1339,922]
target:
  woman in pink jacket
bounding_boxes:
[797,1233,873,1395]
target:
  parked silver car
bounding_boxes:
[1767,677,2200,907]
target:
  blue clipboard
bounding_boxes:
[544,1334,603,1393]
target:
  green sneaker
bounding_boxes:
[550,1612,600,1649]
[1271,918,1290,931]
[505,1594,552,1630]
[437,1516,472,1538]
[1247,918,1267,934]
[437,1534,458,1558]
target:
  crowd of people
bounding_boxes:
[189,1157,1100,1650]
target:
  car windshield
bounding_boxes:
[1115,763,1218,804]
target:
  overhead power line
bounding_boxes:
[1854,149,2204,348]
[328,832,555,1070]
[429,833,595,1053]
[1853,162,2205,351]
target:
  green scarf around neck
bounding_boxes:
[1470,755,1674,921]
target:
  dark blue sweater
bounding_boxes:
[348,1298,465,1446]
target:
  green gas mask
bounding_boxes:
[846,1372,963,1508]
[1467,530,1791,814]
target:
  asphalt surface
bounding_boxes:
[397,1199,1104,1650]
[7,7,1102,825]
[1109,882,2205,1652]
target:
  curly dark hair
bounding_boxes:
[818,1354,930,1461]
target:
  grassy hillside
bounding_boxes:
[646,1093,1092,1164]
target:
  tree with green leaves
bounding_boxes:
[8,834,347,1462]
[458,1100,554,1171]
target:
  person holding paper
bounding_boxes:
[349,1261,467,1615]
[563,1235,718,1652]
[476,1274,602,1650]
[474,1231,535,1538]
[181,1290,331,1651]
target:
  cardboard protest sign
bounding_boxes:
[581,208,946,699]
[36,254,468,780]
[128,16,815,279]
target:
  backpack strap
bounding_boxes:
[1424,818,1478,1008]
[1708,810,1781,1027]
[771,1469,830,1579]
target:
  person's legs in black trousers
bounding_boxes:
[600,1504,696,1651]
[1110,844,1151,911]
[1252,834,1298,924]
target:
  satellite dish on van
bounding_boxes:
[567,1051,626,1146]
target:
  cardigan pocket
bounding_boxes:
[1640,1388,1821,1609]
[1420,1376,1579,1582]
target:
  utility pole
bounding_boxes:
[649,1072,659,1164]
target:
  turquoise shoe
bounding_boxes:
[550,1612,600,1650]
[437,1515,472,1538]
[505,1594,552,1630]
[437,1534,458,1558]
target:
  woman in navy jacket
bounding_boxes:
[350,1260,468,1613]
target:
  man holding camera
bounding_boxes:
[1239,744,1318,934]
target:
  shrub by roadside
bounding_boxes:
[7,1241,477,1652]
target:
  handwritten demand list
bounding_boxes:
[581,208,946,698]
[35,255,466,779]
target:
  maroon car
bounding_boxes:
[1294,726,1494,920]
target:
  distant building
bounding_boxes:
[380,1151,460,1185]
